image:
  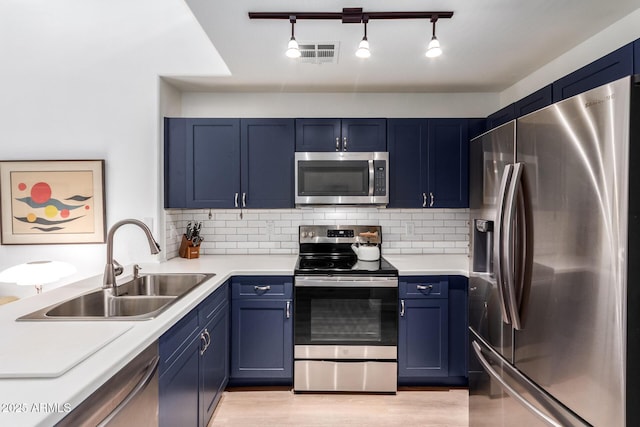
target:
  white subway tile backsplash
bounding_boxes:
[164,208,469,258]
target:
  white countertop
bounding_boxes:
[0,254,467,426]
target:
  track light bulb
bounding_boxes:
[356,38,370,58]
[426,36,442,58]
[286,37,301,58]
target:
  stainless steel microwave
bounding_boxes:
[294,152,389,206]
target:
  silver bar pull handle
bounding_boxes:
[234,192,239,208]
[422,192,427,207]
[200,332,207,355]
[336,137,340,151]
[368,160,375,196]
[429,192,434,207]
[286,301,291,319]
[496,164,514,324]
[254,285,271,292]
[504,163,525,330]
[242,192,246,208]
[416,284,433,291]
[400,300,405,317]
[471,341,562,427]
[343,136,347,151]
[97,355,160,427]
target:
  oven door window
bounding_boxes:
[298,160,370,196]
[295,287,397,346]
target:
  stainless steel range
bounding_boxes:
[293,225,398,393]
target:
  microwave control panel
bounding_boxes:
[373,160,386,196]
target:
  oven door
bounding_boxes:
[294,276,397,359]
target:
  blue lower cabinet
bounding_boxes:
[159,337,201,427]
[200,303,229,426]
[398,276,468,386]
[398,298,449,380]
[230,276,293,385]
[230,298,293,385]
[159,282,229,427]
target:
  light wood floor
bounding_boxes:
[209,388,469,426]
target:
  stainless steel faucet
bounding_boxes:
[103,219,161,291]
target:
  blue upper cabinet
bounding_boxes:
[295,118,341,151]
[187,119,241,208]
[341,119,387,151]
[635,39,640,74]
[240,119,295,208]
[295,118,386,151]
[165,118,240,208]
[165,118,295,208]
[428,119,469,208]
[387,119,426,208]
[388,118,469,208]
[552,43,634,102]
[514,84,553,118]
[486,103,515,131]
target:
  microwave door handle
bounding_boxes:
[368,160,375,196]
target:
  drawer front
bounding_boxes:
[232,276,293,299]
[159,309,199,372]
[400,276,449,298]
[199,281,229,325]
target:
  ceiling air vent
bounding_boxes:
[298,42,339,64]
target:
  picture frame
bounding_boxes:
[0,160,106,244]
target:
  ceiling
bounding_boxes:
[167,0,640,93]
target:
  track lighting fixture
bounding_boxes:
[285,16,301,58]
[355,18,370,58]
[425,16,442,58]
[250,8,453,60]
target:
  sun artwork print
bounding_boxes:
[11,171,94,235]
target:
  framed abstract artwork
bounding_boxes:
[0,160,106,244]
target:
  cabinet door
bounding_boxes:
[200,303,229,427]
[241,119,295,208]
[165,118,188,208]
[635,39,640,74]
[387,119,427,208]
[427,119,469,208]
[295,118,341,151]
[514,85,552,118]
[552,43,633,102]
[398,298,449,380]
[186,118,240,208]
[159,337,201,427]
[230,299,293,381]
[341,118,387,151]
[486,104,515,131]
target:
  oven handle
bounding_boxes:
[295,276,398,288]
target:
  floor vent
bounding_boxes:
[298,42,339,64]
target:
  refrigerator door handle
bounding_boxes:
[471,341,563,427]
[495,163,514,324]
[504,162,524,330]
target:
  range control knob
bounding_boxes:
[308,231,315,238]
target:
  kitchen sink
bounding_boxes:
[115,273,213,297]
[18,273,215,321]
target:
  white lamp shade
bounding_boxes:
[426,36,442,58]
[286,38,301,58]
[0,261,76,286]
[356,39,371,58]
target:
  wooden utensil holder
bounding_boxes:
[179,234,200,259]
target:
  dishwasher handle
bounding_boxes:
[97,355,160,427]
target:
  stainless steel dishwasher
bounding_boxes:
[56,341,159,427]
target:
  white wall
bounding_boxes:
[501,8,640,106]
[0,0,229,298]
[181,91,498,118]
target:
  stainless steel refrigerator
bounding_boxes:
[469,75,640,426]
